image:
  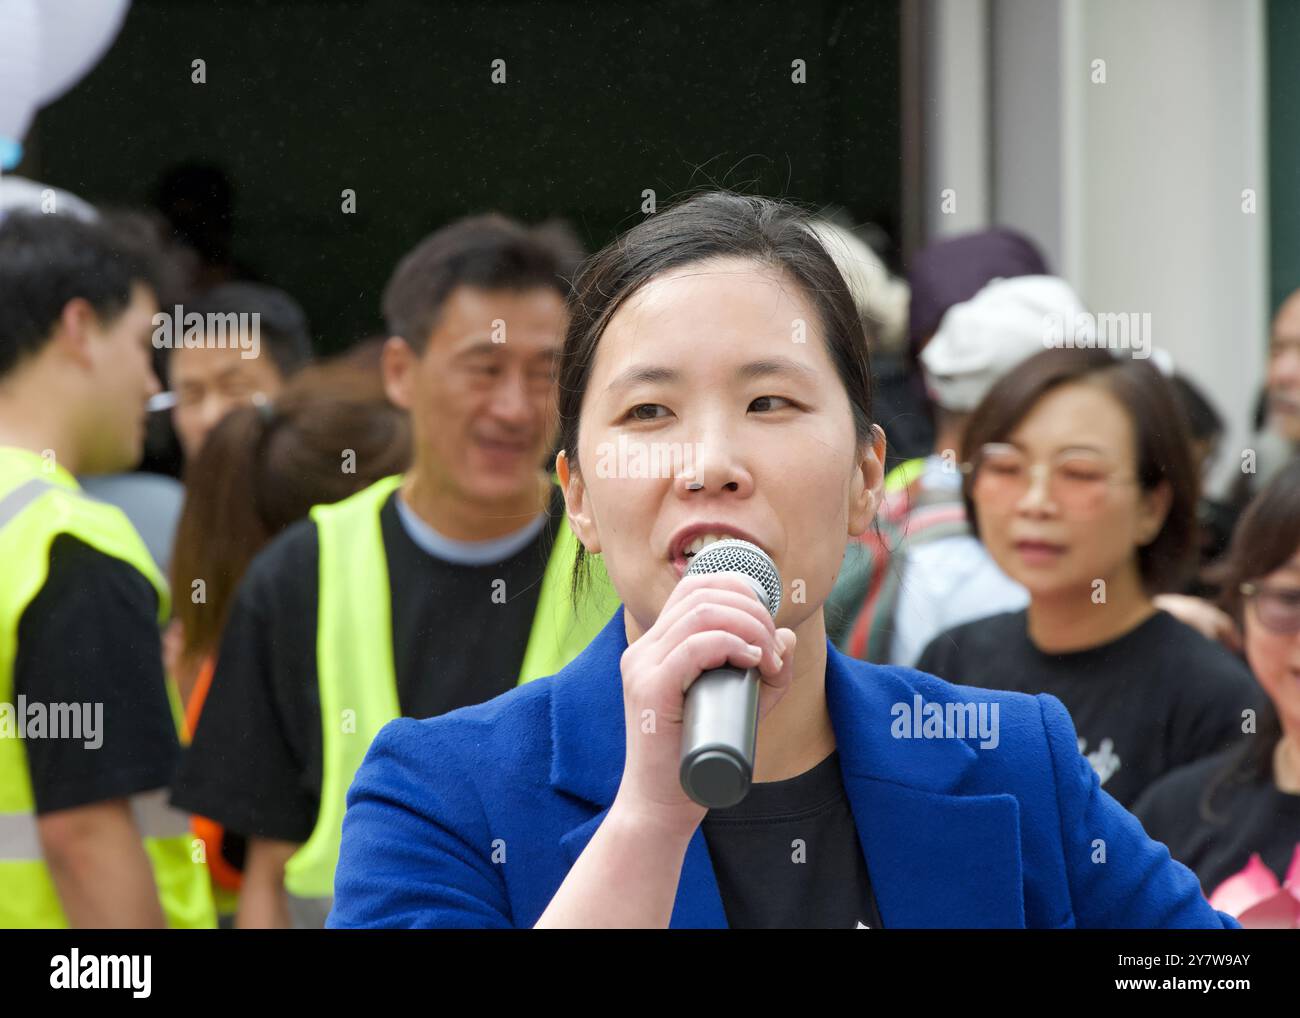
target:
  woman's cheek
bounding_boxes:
[974,506,1018,579]
[1245,628,1296,709]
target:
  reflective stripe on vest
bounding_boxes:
[281,474,620,924]
[0,449,216,929]
[0,476,55,528]
[0,789,191,859]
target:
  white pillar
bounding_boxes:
[921,0,1268,496]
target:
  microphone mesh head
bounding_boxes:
[683,538,782,617]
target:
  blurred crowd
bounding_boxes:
[1,172,1297,929]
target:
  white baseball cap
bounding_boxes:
[920,275,1090,412]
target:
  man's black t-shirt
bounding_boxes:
[15,535,179,814]
[171,488,563,843]
[701,749,884,928]
[1133,747,1300,896]
[915,609,1263,810]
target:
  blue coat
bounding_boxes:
[328,605,1239,929]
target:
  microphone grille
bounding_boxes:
[683,538,782,617]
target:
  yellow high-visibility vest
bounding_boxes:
[281,474,619,927]
[0,448,216,928]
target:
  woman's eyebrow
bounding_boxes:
[737,357,817,382]
[607,357,814,393]
[1055,444,1109,456]
[607,364,679,392]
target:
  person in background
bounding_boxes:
[828,277,1086,661]
[0,211,214,928]
[807,219,912,472]
[168,281,314,460]
[916,347,1263,810]
[0,185,191,570]
[1227,288,1300,517]
[79,209,199,571]
[891,226,1050,480]
[1169,374,1232,587]
[1146,374,1243,649]
[167,353,410,923]
[1147,306,1300,653]
[170,214,620,929]
[1134,460,1300,922]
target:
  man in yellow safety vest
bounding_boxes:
[0,211,214,928]
[171,214,619,927]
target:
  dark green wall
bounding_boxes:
[1271,0,1300,317]
[28,0,901,353]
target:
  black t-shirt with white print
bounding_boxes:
[701,749,884,929]
[915,609,1265,810]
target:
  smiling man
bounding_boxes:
[170,214,619,928]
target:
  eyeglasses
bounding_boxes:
[171,386,269,412]
[963,442,1138,515]
[1240,581,1300,635]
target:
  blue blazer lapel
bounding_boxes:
[550,609,1026,928]
[825,645,1026,928]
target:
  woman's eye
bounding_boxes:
[749,395,793,413]
[626,403,668,421]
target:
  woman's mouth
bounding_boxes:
[1013,539,1067,566]
[669,527,767,578]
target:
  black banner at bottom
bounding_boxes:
[0,928,1286,1005]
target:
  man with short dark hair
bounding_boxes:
[171,214,618,928]
[0,212,214,928]
[168,281,315,458]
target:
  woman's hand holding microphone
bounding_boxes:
[535,573,796,927]
[612,572,798,838]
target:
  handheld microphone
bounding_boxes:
[678,538,783,808]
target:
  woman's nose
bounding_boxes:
[1015,462,1056,515]
[673,431,753,497]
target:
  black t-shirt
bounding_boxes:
[15,535,179,814]
[1133,748,1300,895]
[701,749,884,929]
[915,609,1264,809]
[171,489,563,843]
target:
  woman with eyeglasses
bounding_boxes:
[916,347,1264,811]
[1133,461,1300,916]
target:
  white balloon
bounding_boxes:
[34,0,130,104]
[0,0,40,148]
[0,0,130,168]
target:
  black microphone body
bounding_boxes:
[678,538,782,808]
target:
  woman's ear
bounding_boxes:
[1136,479,1174,546]
[848,423,887,538]
[556,449,601,554]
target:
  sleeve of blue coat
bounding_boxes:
[327,717,512,928]
[1037,694,1240,929]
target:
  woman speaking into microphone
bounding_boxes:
[328,191,1236,929]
